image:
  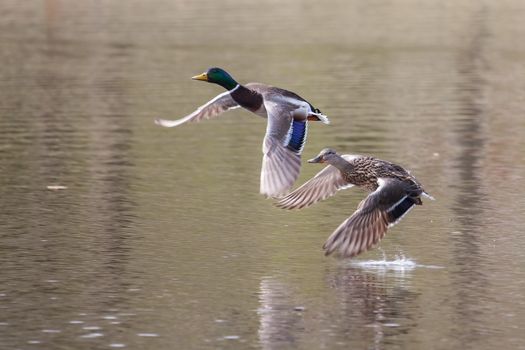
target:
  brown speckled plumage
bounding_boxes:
[276,148,433,258]
[340,156,422,192]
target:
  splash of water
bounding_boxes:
[349,250,443,271]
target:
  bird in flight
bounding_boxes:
[276,148,433,258]
[155,67,329,198]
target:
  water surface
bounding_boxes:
[1,1,525,349]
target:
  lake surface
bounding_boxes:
[1,1,525,349]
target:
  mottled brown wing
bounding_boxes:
[155,91,239,127]
[323,178,415,258]
[275,156,357,209]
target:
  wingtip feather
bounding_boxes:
[154,118,181,128]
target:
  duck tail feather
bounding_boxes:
[422,192,435,200]
[307,113,330,124]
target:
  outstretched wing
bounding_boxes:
[260,100,304,198]
[260,136,301,198]
[323,178,418,258]
[155,91,240,127]
[275,156,357,209]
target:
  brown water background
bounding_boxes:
[1,1,525,349]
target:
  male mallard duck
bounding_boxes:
[155,67,329,197]
[276,148,434,258]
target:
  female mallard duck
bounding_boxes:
[276,148,434,258]
[155,67,329,198]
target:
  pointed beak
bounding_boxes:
[191,72,208,81]
[308,155,324,163]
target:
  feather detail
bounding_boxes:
[422,192,435,200]
[386,196,416,227]
[154,91,239,127]
[308,112,330,124]
[323,178,421,258]
[260,136,301,198]
[285,120,308,154]
[275,154,358,209]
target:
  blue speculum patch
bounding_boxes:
[390,197,414,221]
[287,120,307,154]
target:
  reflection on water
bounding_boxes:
[449,5,492,348]
[258,265,422,349]
[324,266,420,349]
[1,0,525,349]
[258,277,305,348]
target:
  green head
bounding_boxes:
[192,67,238,90]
